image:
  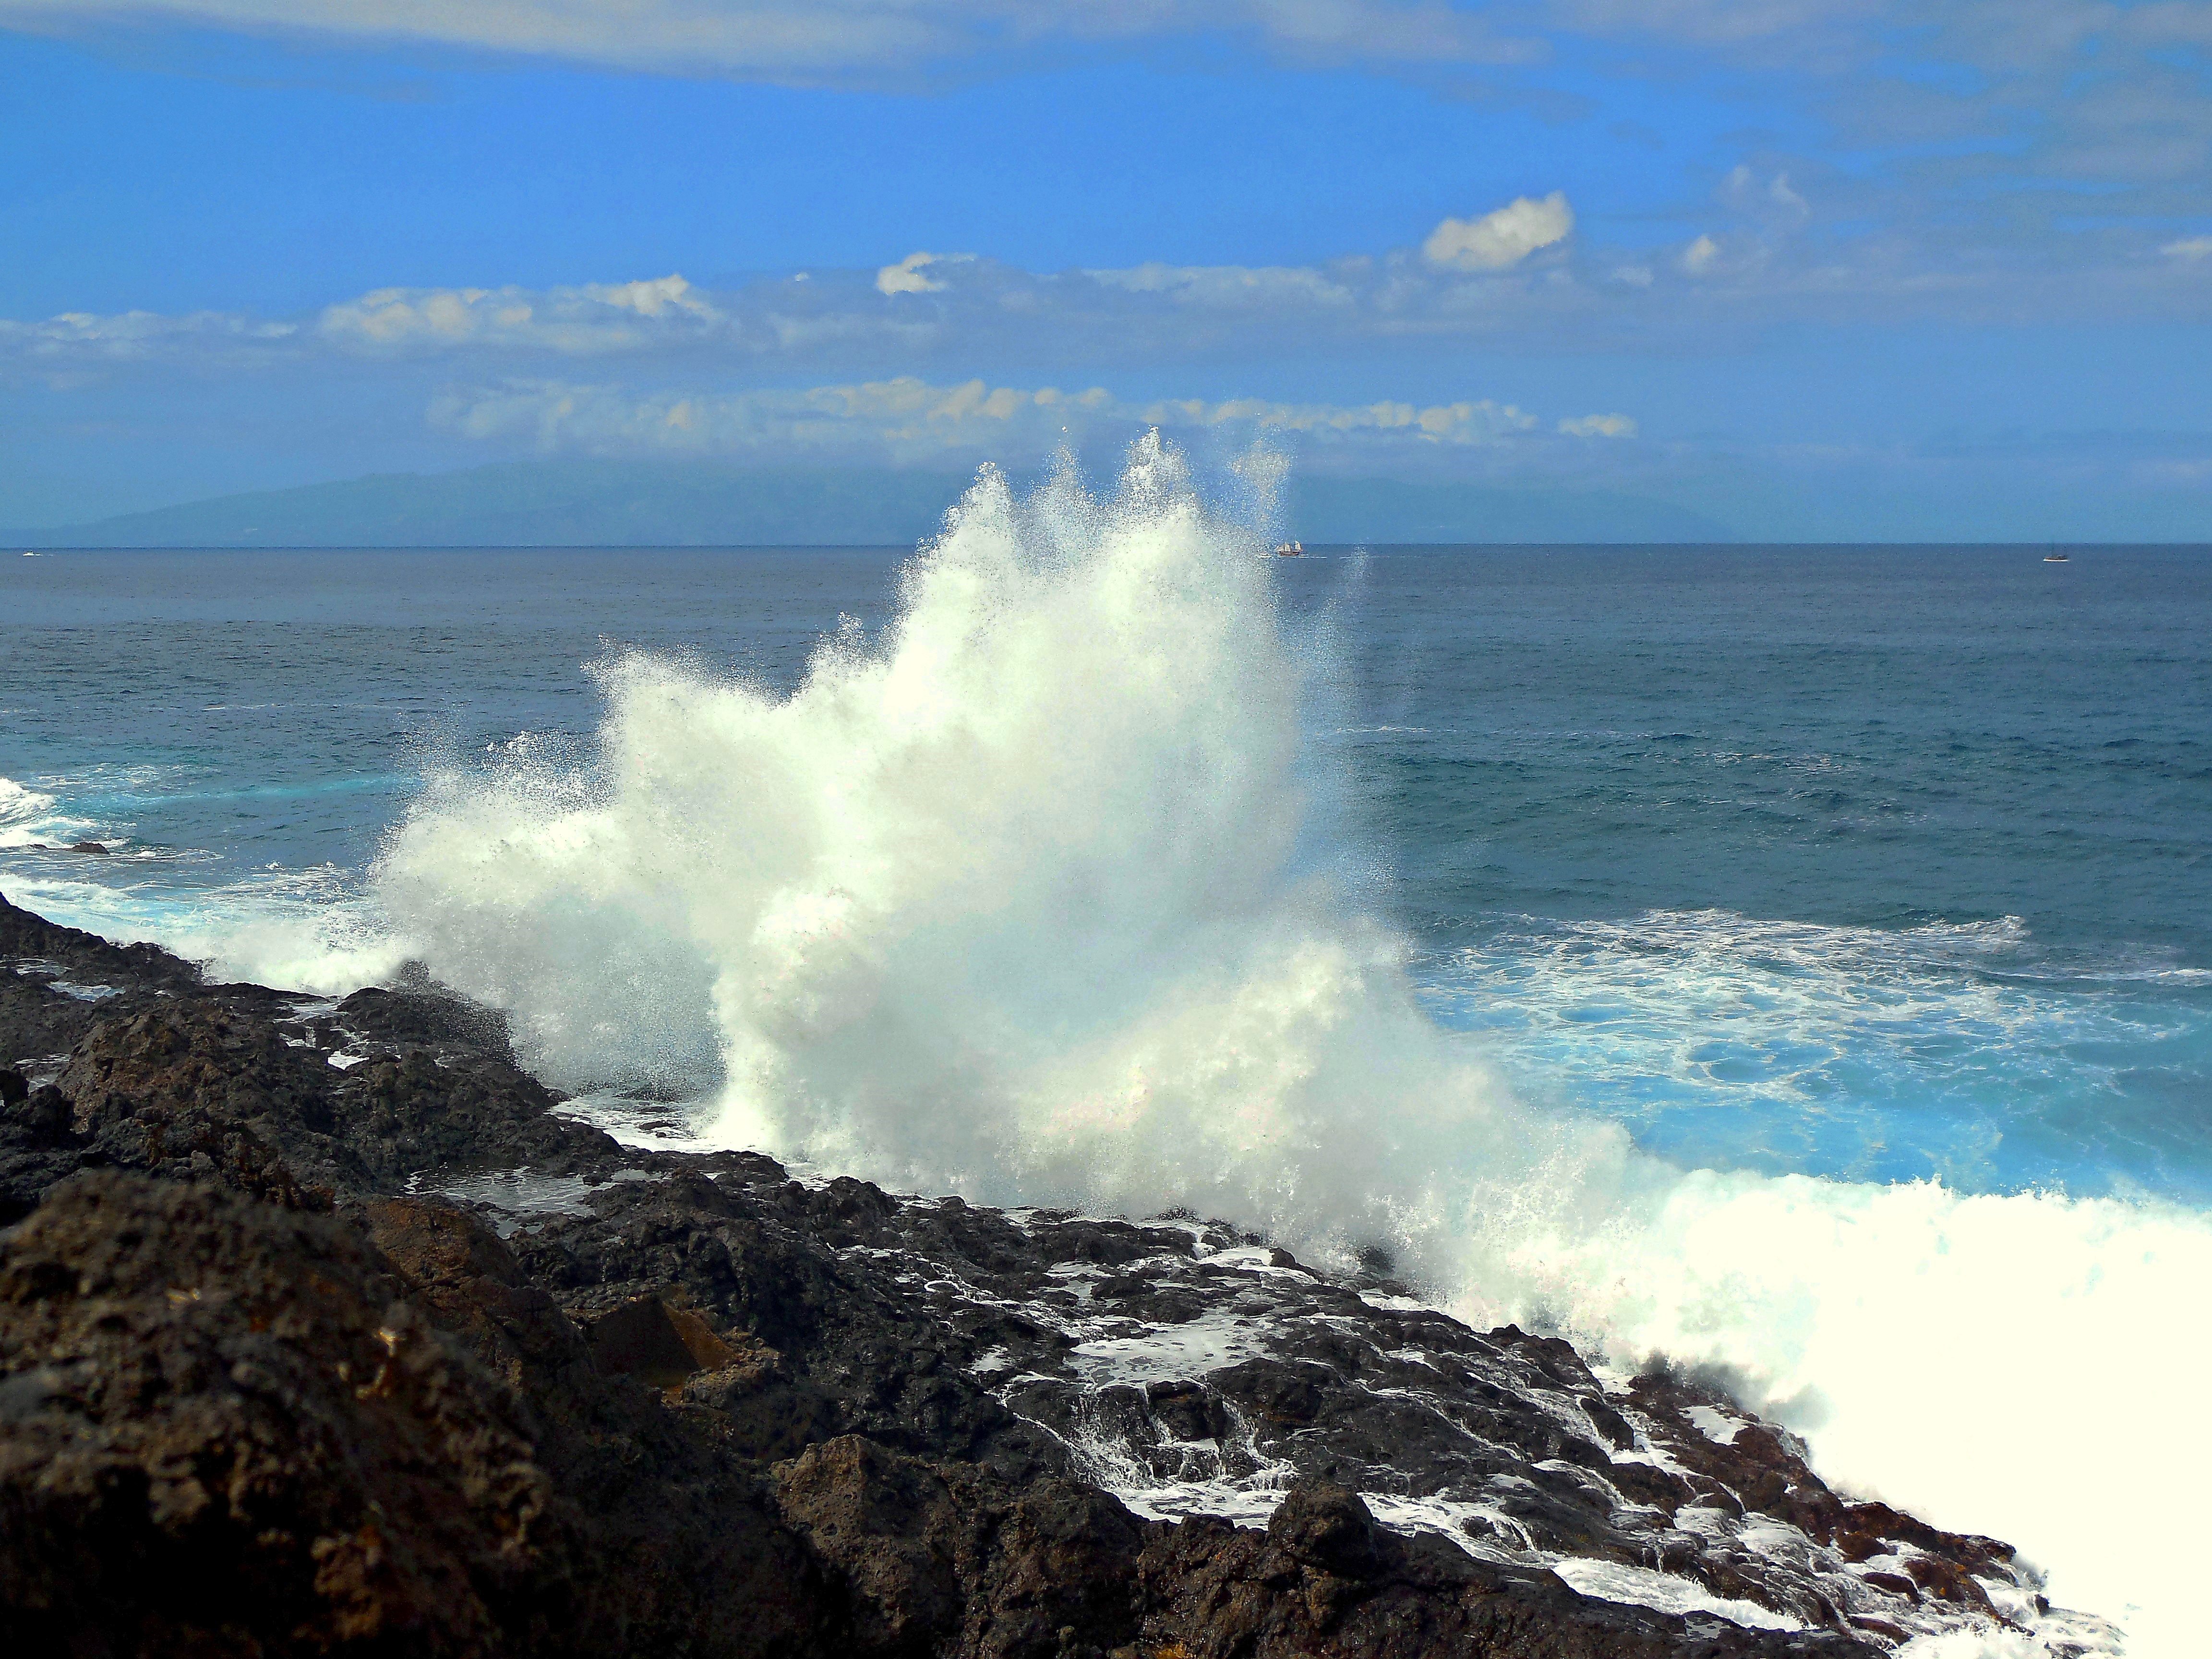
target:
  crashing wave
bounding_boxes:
[376,438,2212,1655]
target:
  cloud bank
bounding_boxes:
[430,373,1637,468]
[319,275,725,353]
[10,171,2209,403]
[0,0,1537,81]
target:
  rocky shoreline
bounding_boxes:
[0,891,2092,1657]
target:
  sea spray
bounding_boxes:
[376,436,1597,1258]
[376,440,2210,1655]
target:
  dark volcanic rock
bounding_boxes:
[0,896,631,1220]
[331,1044,618,1190]
[0,1172,561,1656]
[0,889,201,1000]
[773,1434,1150,1659]
[2,890,199,1084]
[0,969,105,1076]
[1,1080,90,1228]
[0,891,2088,1658]
[355,1190,831,1657]
[59,1002,355,1207]
[0,1170,829,1658]
[333,984,518,1060]
[509,1171,1071,1481]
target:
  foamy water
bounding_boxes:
[1424,909,2212,1196]
[0,776,68,848]
[1,865,409,995]
[357,444,2211,1654]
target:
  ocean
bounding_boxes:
[4,453,2209,1654]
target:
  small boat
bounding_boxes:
[1274,540,1305,557]
[2044,551,2068,563]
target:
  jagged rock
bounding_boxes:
[58,1004,342,1210]
[333,984,517,1062]
[355,1190,831,1656]
[333,1045,617,1189]
[0,1170,836,1657]
[0,893,2078,1657]
[0,1172,558,1656]
[0,1082,84,1226]
[772,1434,1150,1659]
[1,889,190,1075]
[510,1172,1072,1482]
[584,1292,738,1388]
[0,890,201,996]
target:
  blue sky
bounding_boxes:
[3,0,2210,538]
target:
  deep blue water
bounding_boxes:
[4,543,2207,1203]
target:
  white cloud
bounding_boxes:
[0,0,1537,80]
[2163,236,2212,263]
[806,373,1109,427]
[0,306,295,375]
[592,274,721,317]
[1724,164,1809,218]
[435,374,1114,461]
[1680,233,1723,274]
[5,243,1601,383]
[1423,192,1575,272]
[319,274,722,352]
[1558,413,1637,437]
[1139,393,1539,443]
[875,252,972,295]
[1085,262,1356,308]
[2131,456,2212,485]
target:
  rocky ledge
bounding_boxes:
[0,892,2104,1658]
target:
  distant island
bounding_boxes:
[4,460,1736,549]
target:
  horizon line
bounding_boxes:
[12,540,2212,553]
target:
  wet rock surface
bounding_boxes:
[0,890,2102,1656]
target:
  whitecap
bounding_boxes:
[0,775,66,848]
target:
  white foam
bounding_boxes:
[1682,1405,1745,1445]
[1900,1626,2126,1659]
[3,867,409,993]
[1469,1169,2212,1658]
[1427,908,2212,1135]
[374,439,2212,1655]
[1548,1558,1803,1632]
[1069,1302,1284,1386]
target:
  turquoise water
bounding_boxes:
[3,542,2208,1202]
